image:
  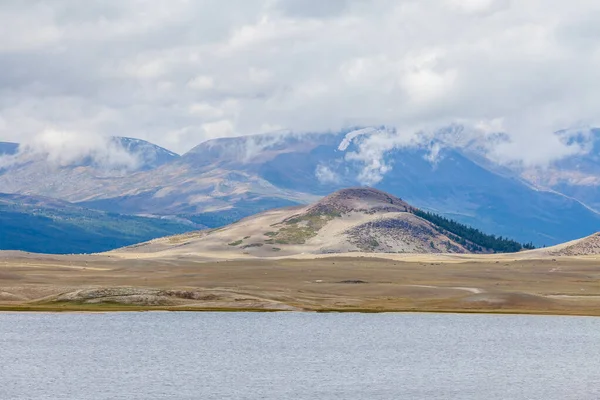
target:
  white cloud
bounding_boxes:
[188,103,225,120]
[445,0,509,15]
[201,120,235,140]
[188,75,214,91]
[424,142,444,165]
[315,164,341,184]
[122,58,167,80]
[344,128,411,185]
[0,4,62,51]
[0,0,599,168]
[1,129,142,170]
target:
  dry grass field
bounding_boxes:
[1,251,600,315]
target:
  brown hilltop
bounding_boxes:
[306,187,413,215]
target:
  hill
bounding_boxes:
[529,232,600,256]
[0,193,197,254]
[115,188,529,258]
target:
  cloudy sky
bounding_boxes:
[1,0,600,162]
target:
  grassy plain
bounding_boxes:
[1,252,600,315]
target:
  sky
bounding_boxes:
[1,0,600,165]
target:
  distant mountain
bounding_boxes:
[181,131,342,194]
[1,128,600,246]
[0,142,18,156]
[0,134,314,224]
[517,128,600,212]
[0,136,180,201]
[113,137,179,171]
[115,188,527,258]
[0,193,197,254]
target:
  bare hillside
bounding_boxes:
[113,188,489,258]
[541,232,600,256]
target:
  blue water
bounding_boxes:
[1,312,599,399]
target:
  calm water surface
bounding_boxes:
[1,312,600,399]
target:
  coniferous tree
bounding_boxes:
[412,209,534,253]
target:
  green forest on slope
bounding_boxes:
[413,209,535,253]
[0,195,195,254]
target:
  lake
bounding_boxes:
[1,312,599,399]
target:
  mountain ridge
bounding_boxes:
[2,127,600,246]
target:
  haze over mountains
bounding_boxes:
[2,126,600,253]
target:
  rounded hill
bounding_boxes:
[113,187,519,258]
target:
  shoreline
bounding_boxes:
[2,304,600,317]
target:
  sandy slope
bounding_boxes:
[507,232,600,258]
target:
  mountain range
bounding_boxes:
[1,127,600,253]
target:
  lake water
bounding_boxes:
[1,312,600,399]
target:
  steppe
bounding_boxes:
[2,250,600,315]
